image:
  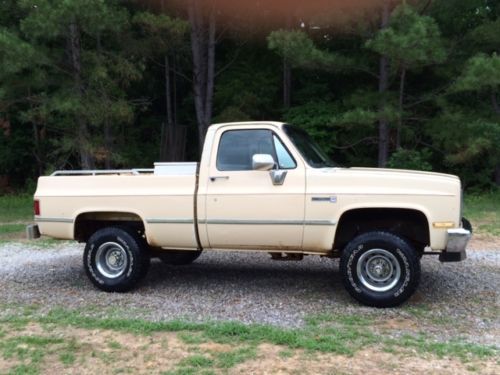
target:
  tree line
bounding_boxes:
[0,0,499,191]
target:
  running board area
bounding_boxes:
[269,252,304,261]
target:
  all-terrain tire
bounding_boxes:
[84,227,150,292]
[339,231,421,308]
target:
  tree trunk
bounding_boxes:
[492,91,500,115]
[283,14,292,108]
[97,32,112,169]
[396,67,406,149]
[188,0,216,155]
[377,1,390,167]
[161,54,187,161]
[160,54,173,160]
[32,122,44,176]
[28,88,44,176]
[0,118,11,191]
[283,57,291,108]
[68,20,93,169]
[103,121,112,169]
[492,91,500,186]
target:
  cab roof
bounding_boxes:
[209,121,286,131]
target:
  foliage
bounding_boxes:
[0,0,499,190]
[365,4,447,70]
[267,29,351,71]
[387,149,432,171]
[451,53,500,93]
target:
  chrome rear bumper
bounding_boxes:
[439,228,471,262]
[26,224,40,240]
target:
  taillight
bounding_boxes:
[34,200,40,216]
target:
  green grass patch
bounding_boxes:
[35,308,375,355]
[179,354,214,368]
[107,340,122,350]
[59,351,76,365]
[305,312,373,327]
[463,191,500,236]
[31,307,498,361]
[384,333,497,361]
[178,332,207,345]
[0,335,65,375]
[163,368,215,375]
[7,363,40,375]
[278,348,294,358]
[0,223,25,234]
[58,338,79,366]
[213,346,257,368]
[30,238,66,248]
[1,305,498,366]
[0,195,32,223]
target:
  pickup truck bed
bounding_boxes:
[36,166,199,249]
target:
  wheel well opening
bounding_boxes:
[74,212,145,242]
[334,208,430,252]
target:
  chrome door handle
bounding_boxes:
[209,176,229,182]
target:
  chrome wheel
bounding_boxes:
[95,242,128,279]
[356,248,401,292]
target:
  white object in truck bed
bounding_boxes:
[154,162,197,176]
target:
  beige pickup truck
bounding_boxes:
[29,121,471,307]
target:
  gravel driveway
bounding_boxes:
[0,242,498,346]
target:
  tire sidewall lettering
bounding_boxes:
[116,235,134,278]
[347,245,363,293]
[394,248,410,297]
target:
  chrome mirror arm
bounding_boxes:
[269,170,287,185]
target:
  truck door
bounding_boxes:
[203,126,306,250]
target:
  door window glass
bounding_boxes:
[217,130,275,171]
[273,135,296,169]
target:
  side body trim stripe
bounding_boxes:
[146,218,194,224]
[35,217,74,223]
[146,218,336,226]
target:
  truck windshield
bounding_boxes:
[283,125,337,168]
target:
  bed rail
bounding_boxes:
[50,169,154,176]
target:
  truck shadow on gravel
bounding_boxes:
[143,257,345,298]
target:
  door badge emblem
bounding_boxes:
[312,196,337,203]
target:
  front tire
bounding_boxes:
[339,231,420,307]
[84,227,150,292]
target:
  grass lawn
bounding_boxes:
[0,305,497,374]
[463,191,500,236]
[0,194,33,223]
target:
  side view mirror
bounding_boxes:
[252,154,275,171]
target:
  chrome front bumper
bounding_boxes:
[439,228,471,262]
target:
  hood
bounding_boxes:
[307,167,461,197]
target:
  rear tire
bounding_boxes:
[158,250,202,266]
[84,227,150,292]
[339,231,420,307]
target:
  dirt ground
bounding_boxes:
[0,323,498,375]
[468,233,500,250]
